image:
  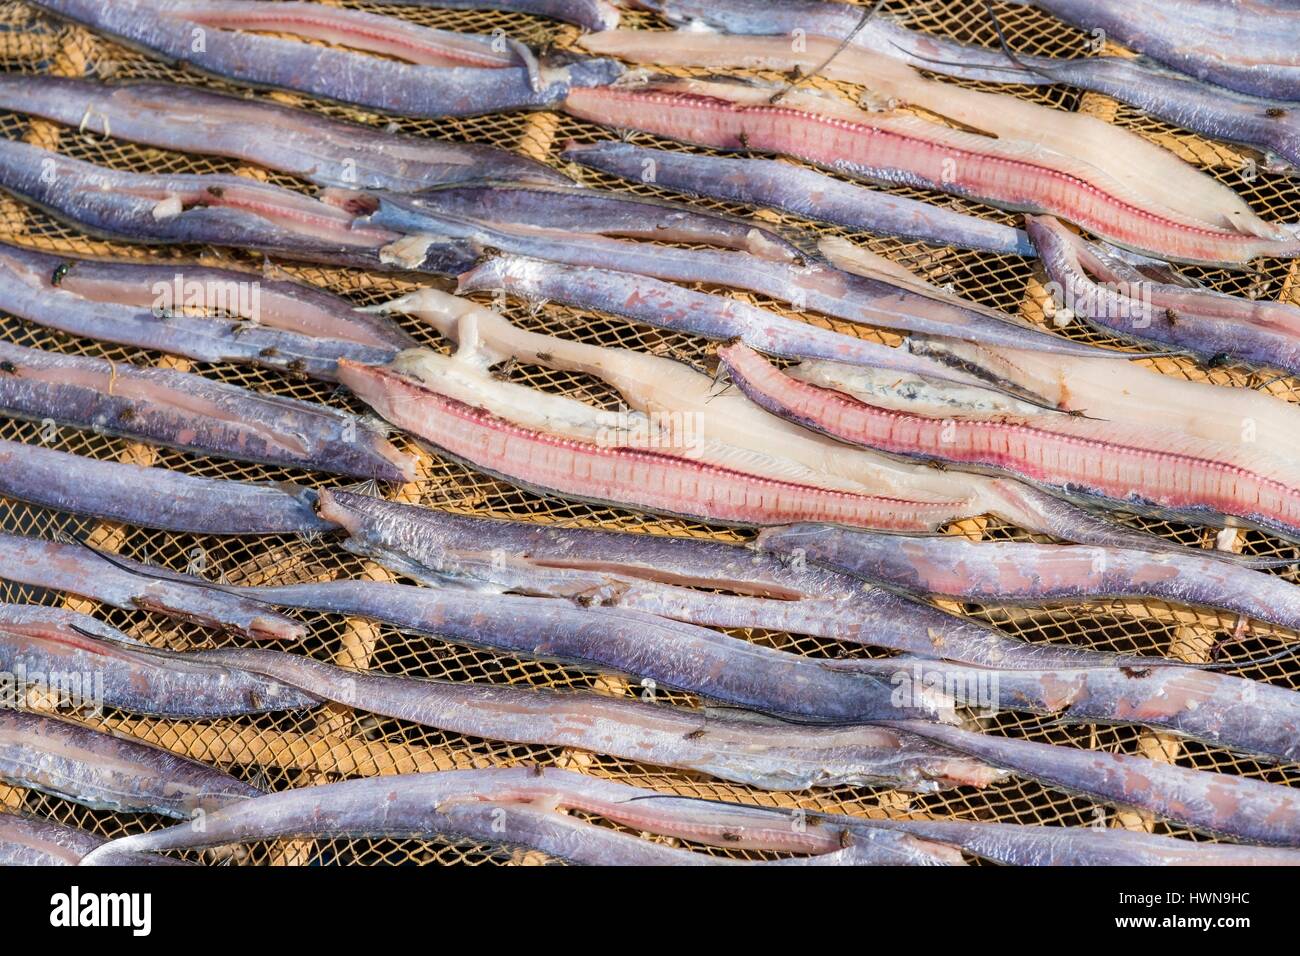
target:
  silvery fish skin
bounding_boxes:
[457,255,1044,396]
[0,439,335,536]
[620,1,1300,171]
[0,140,477,274]
[1029,215,1300,377]
[0,534,303,641]
[901,721,1300,846]
[0,76,571,190]
[80,766,964,866]
[562,141,1035,256]
[854,818,1300,866]
[30,0,625,119]
[0,603,319,719]
[318,489,1187,671]
[378,0,621,30]
[201,645,1003,792]
[757,523,1300,637]
[221,577,949,725]
[0,708,261,818]
[0,242,411,382]
[0,340,417,482]
[0,811,185,865]
[383,180,806,260]
[840,656,1300,765]
[365,199,1121,357]
[1026,0,1300,101]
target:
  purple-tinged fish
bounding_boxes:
[0,708,261,817]
[757,524,1300,638]
[901,721,1300,846]
[0,811,185,865]
[80,766,963,865]
[0,242,412,382]
[841,656,1300,764]
[214,577,949,725]
[0,439,335,536]
[1029,215,1300,378]
[855,818,1300,866]
[1025,0,1300,101]
[458,255,1046,396]
[0,140,476,274]
[0,340,416,482]
[30,0,624,119]
[0,604,319,718]
[379,0,621,30]
[365,200,1124,358]
[317,489,1189,671]
[0,76,570,190]
[0,534,303,641]
[562,141,1035,256]
[377,180,805,260]
[203,644,1003,792]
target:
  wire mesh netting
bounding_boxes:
[0,0,1298,865]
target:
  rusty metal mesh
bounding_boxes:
[0,0,1298,865]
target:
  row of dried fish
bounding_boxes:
[3,602,1300,861]
[2,0,1298,867]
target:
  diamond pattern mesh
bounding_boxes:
[0,0,1297,864]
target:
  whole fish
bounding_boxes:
[853,818,1300,866]
[0,534,303,641]
[364,197,1123,357]
[0,708,261,817]
[757,524,1300,637]
[0,811,184,865]
[0,77,569,191]
[900,721,1300,846]
[0,604,319,718]
[457,255,1047,395]
[0,340,417,482]
[376,287,1230,557]
[562,141,1036,256]
[370,180,806,261]
[0,243,408,382]
[203,645,1002,792]
[563,77,1300,265]
[623,1,1300,167]
[211,577,950,724]
[379,0,621,30]
[1029,215,1300,378]
[80,766,962,865]
[719,342,1300,542]
[318,488,1191,670]
[31,0,625,119]
[579,27,1275,245]
[1025,0,1300,101]
[0,439,335,536]
[0,242,411,383]
[841,656,1300,764]
[0,141,476,274]
[338,351,982,532]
